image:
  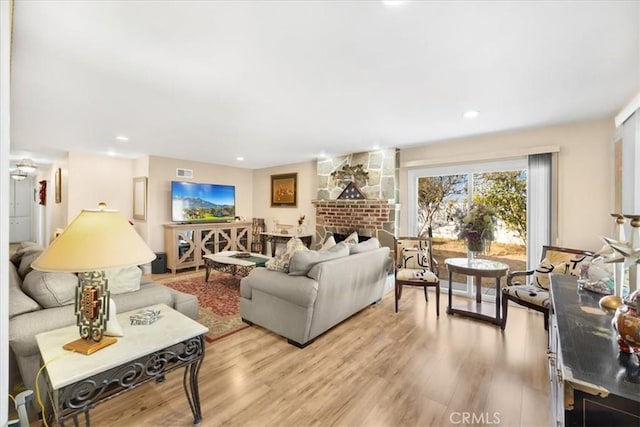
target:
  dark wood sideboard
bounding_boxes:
[549,274,640,426]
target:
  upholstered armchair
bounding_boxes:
[501,245,593,330]
[395,237,440,315]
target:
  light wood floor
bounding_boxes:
[55,286,551,427]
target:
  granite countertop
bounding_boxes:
[550,274,640,401]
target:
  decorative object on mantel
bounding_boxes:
[455,204,497,259]
[612,289,640,360]
[337,182,367,200]
[330,163,369,187]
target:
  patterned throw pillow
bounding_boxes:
[343,231,359,244]
[532,258,567,290]
[397,240,432,270]
[265,237,309,273]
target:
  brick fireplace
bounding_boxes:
[312,199,396,250]
[313,149,399,250]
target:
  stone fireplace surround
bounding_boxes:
[313,149,400,252]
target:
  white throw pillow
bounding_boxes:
[265,237,309,273]
[104,298,124,337]
[319,235,336,252]
[349,238,380,254]
[105,266,142,294]
[289,242,350,276]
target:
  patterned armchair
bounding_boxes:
[501,245,593,330]
[395,237,440,315]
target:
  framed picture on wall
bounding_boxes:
[271,173,297,207]
[133,177,148,221]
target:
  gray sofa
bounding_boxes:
[8,243,199,395]
[240,241,391,347]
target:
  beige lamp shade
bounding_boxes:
[32,208,156,272]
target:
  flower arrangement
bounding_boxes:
[456,204,497,253]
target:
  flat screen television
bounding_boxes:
[171,181,236,222]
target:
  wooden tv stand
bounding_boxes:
[164,222,252,273]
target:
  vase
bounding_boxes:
[467,250,479,262]
[466,233,485,254]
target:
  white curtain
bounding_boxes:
[527,153,554,268]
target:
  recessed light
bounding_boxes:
[463,110,479,119]
[236,156,244,161]
[382,0,406,6]
[115,135,129,141]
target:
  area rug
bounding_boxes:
[157,271,249,343]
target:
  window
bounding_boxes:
[408,159,528,299]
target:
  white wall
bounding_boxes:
[400,118,616,251]
[147,156,254,252]
[1,0,10,422]
[252,161,317,240]
[67,152,135,219]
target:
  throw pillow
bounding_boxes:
[105,266,142,294]
[532,258,567,290]
[18,251,43,279]
[265,237,309,273]
[104,298,124,337]
[319,235,337,252]
[288,242,350,276]
[9,242,42,267]
[565,254,594,277]
[349,237,380,254]
[8,261,41,318]
[343,231,359,244]
[21,269,78,308]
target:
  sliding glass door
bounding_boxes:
[408,159,528,299]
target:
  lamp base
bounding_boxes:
[63,336,117,355]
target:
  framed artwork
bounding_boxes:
[55,168,62,204]
[271,173,297,207]
[133,177,148,221]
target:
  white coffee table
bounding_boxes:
[203,251,270,280]
[36,303,208,426]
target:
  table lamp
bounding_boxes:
[32,203,156,355]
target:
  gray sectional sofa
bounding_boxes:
[8,242,199,395]
[240,239,391,347]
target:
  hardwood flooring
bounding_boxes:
[59,287,551,426]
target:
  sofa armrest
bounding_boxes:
[240,268,318,308]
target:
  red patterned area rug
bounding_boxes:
[157,271,249,343]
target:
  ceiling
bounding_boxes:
[9,1,640,170]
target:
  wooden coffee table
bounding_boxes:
[203,251,270,280]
